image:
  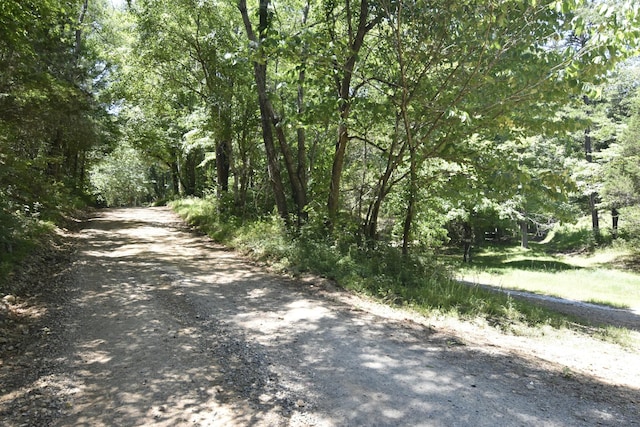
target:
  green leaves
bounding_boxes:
[89,143,153,206]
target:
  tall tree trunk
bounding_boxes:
[257,92,289,221]
[589,191,599,232]
[295,0,311,224]
[271,112,307,222]
[401,150,417,256]
[235,109,252,213]
[238,0,289,222]
[170,161,181,196]
[328,122,349,224]
[183,151,198,196]
[462,222,473,263]
[520,219,529,249]
[583,98,599,235]
[216,139,231,194]
[216,114,232,196]
[396,2,416,256]
[326,0,381,226]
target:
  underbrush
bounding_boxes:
[0,215,57,290]
[171,198,570,332]
[0,188,85,289]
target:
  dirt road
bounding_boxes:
[1,207,639,426]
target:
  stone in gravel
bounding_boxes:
[2,295,16,304]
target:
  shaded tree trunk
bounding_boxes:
[462,222,474,263]
[328,123,349,224]
[364,117,407,241]
[326,0,381,226]
[183,151,198,196]
[295,0,311,225]
[583,98,599,235]
[216,139,231,194]
[238,0,289,222]
[170,161,181,195]
[215,112,232,196]
[589,191,599,232]
[401,152,417,256]
[271,112,307,223]
[520,220,529,249]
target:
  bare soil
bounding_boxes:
[1,207,639,426]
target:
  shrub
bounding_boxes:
[170,197,569,330]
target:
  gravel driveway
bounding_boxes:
[1,207,638,426]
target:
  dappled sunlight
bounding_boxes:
[282,299,334,323]
[6,207,632,426]
[34,208,291,426]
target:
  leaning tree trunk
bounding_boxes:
[326,0,381,227]
[238,0,289,222]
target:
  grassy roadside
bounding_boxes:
[170,198,606,334]
[0,219,58,290]
[1,190,87,291]
[456,244,640,310]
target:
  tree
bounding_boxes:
[0,0,107,208]
[0,0,116,264]
[89,143,152,206]
[54,0,639,255]
[237,0,292,222]
[601,84,640,241]
[323,0,383,226]
[237,0,315,224]
[353,0,603,252]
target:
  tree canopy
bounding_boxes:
[2,0,640,260]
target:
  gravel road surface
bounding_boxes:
[1,207,638,426]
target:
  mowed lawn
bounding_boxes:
[457,247,640,309]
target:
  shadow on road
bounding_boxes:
[3,207,638,426]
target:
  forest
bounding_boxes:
[2,0,640,320]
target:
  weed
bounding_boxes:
[595,326,635,348]
[561,366,574,379]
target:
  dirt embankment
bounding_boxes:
[1,207,639,426]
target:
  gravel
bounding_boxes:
[1,207,639,426]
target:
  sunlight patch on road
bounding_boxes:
[282,299,334,323]
[359,353,399,370]
[77,349,112,365]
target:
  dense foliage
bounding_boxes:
[0,0,112,273]
[2,0,640,285]
[106,0,639,252]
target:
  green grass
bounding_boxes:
[455,240,640,310]
[170,198,583,332]
[596,325,634,348]
[170,198,640,348]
